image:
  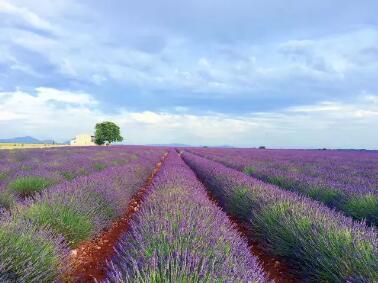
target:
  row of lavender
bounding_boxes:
[0,146,155,209]
[0,147,165,282]
[104,151,267,282]
[181,151,378,282]
[189,148,378,225]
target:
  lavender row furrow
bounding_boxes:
[182,151,378,282]
[189,148,378,225]
[0,146,160,209]
[0,148,165,282]
[105,151,267,282]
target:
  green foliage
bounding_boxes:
[0,192,15,209]
[8,176,55,197]
[343,194,378,225]
[94,121,123,145]
[0,172,7,181]
[0,224,62,282]
[111,159,128,166]
[93,162,107,171]
[243,166,256,175]
[267,175,296,190]
[229,186,252,221]
[255,201,308,258]
[303,226,377,282]
[87,191,117,220]
[60,171,76,181]
[307,187,345,207]
[254,201,377,281]
[23,203,93,246]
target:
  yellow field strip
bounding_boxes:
[0,143,66,150]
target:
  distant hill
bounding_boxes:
[0,136,55,144]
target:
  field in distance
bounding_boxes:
[0,143,65,150]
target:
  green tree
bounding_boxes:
[94,121,123,145]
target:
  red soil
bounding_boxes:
[64,152,168,282]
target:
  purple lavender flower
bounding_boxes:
[182,151,378,282]
[188,148,378,225]
[105,151,267,282]
[0,146,165,210]
[0,146,166,281]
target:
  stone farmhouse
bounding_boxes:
[70,134,96,146]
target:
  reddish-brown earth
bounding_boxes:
[64,152,168,282]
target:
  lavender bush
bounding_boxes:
[14,148,164,246]
[0,217,69,282]
[182,151,378,282]
[189,148,378,225]
[105,152,267,282]
[0,146,163,209]
[0,146,165,281]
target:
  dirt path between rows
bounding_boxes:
[178,151,296,283]
[64,152,168,282]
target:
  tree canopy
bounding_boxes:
[94,121,123,145]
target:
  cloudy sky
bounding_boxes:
[0,0,377,148]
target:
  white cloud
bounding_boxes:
[0,88,377,149]
[363,94,378,104]
[286,96,378,119]
[0,88,99,140]
[1,0,377,101]
[0,0,54,31]
[279,28,378,75]
[35,87,97,105]
[288,102,344,113]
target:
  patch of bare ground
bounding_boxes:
[64,152,168,283]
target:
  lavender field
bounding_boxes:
[0,146,377,282]
[188,148,378,225]
[2,0,378,281]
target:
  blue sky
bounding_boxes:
[0,0,377,148]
